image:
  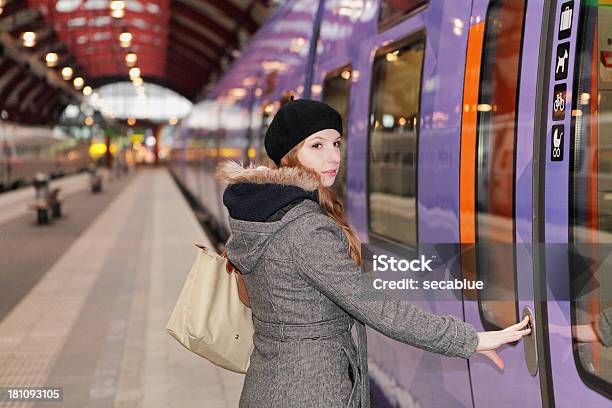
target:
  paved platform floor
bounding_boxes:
[0,169,132,325]
[0,168,244,407]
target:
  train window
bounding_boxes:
[474,0,526,331]
[379,1,428,32]
[569,2,612,397]
[322,66,352,206]
[257,102,275,164]
[280,93,294,106]
[367,35,424,246]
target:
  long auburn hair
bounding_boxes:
[274,141,362,266]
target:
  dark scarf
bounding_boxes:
[223,183,318,222]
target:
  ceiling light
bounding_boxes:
[129,67,141,79]
[73,77,84,89]
[110,1,125,10]
[22,31,36,47]
[131,77,143,86]
[119,32,132,43]
[84,116,94,126]
[110,1,125,18]
[45,52,59,67]
[83,86,93,96]
[169,117,178,126]
[61,67,73,80]
[119,32,132,48]
[386,51,399,62]
[125,52,137,66]
[127,117,136,126]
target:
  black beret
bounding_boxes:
[264,99,343,165]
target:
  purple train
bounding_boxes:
[169,1,612,406]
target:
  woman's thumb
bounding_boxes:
[483,350,504,370]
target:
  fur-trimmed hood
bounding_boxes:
[216,160,319,191]
[216,160,320,223]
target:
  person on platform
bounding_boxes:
[217,99,531,408]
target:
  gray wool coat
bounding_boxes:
[219,161,479,408]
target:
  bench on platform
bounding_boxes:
[28,188,63,224]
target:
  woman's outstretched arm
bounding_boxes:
[290,212,529,364]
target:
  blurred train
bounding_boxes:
[169,0,612,406]
[0,122,90,191]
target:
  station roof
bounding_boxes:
[0,0,275,125]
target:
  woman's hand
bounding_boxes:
[224,258,251,308]
[475,316,531,370]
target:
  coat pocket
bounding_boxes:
[341,344,360,408]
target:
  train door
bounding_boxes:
[458,0,555,405]
[543,0,612,405]
[347,1,476,406]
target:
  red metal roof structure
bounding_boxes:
[0,0,274,125]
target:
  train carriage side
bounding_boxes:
[310,0,478,406]
[172,0,612,406]
[170,0,322,239]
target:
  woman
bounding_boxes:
[217,99,530,408]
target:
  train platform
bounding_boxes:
[0,168,244,407]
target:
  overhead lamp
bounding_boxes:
[131,77,143,86]
[386,51,399,62]
[125,52,137,66]
[83,86,93,96]
[127,117,136,126]
[45,52,59,67]
[73,77,84,89]
[22,31,36,47]
[61,67,73,80]
[169,117,178,126]
[119,32,132,47]
[110,1,125,10]
[84,116,94,126]
[119,32,132,42]
[129,67,141,79]
[110,1,125,18]
[111,9,124,18]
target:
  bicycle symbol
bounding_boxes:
[554,93,565,112]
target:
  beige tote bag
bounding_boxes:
[166,245,254,374]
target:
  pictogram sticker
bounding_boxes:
[552,84,567,121]
[558,1,573,40]
[555,42,570,81]
[551,124,564,162]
